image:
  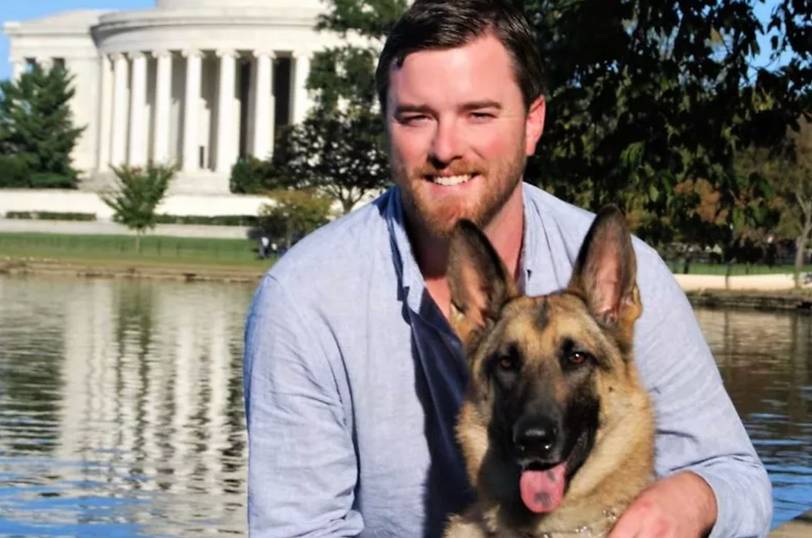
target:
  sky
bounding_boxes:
[0,0,792,82]
[0,0,152,81]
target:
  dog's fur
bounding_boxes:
[444,206,654,538]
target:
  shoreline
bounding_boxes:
[0,257,265,284]
[4,258,812,310]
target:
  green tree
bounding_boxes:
[0,64,85,188]
[740,116,812,287]
[314,0,808,244]
[523,0,808,245]
[259,189,334,249]
[102,163,177,252]
[277,109,390,213]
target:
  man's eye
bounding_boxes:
[470,112,494,121]
[400,115,429,125]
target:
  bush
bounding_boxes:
[0,155,30,188]
[259,189,334,249]
[230,156,284,194]
[5,211,96,221]
[155,214,259,227]
[29,173,78,189]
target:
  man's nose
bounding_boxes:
[429,121,463,164]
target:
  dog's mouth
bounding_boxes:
[515,426,593,514]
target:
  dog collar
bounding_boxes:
[518,508,621,538]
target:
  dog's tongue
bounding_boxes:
[519,463,566,513]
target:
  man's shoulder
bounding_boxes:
[266,191,393,287]
[522,183,666,271]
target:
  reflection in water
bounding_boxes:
[0,275,809,536]
[0,275,255,537]
[694,307,812,527]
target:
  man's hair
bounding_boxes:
[375,0,545,113]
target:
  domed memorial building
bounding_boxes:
[4,0,354,194]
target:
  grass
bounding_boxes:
[0,232,275,273]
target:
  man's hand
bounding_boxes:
[607,472,718,538]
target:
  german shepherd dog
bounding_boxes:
[444,206,654,538]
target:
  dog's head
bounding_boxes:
[447,205,642,515]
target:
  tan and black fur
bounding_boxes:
[444,206,654,538]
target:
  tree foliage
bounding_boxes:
[739,116,812,285]
[259,189,335,248]
[102,164,177,252]
[313,0,809,257]
[277,109,390,213]
[0,64,85,188]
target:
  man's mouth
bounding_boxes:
[427,173,477,186]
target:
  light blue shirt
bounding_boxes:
[243,184,772,538]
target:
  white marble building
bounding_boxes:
[3,0,359,194]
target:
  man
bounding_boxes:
[243,1,772,537]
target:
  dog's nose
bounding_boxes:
[513,419,558,456]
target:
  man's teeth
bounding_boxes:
[432,174,474,186]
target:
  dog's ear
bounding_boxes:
[567,206,641,348]
[448,220,519,347]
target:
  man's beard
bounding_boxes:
[392,144,527,239]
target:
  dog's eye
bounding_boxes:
[568,351,593,365]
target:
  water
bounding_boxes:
[0,274,809,536]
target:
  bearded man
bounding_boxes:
[243,1,772,537]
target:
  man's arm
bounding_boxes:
[609,250,772,538]
[244,275,362,538]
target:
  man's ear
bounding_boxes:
[448,220,519,348]
[566,206,641,350]
[525,95,546,156]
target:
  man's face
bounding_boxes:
[386,33,545,238]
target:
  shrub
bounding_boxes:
[29,173,77,189]
[258,189,334,249]
[155,214,259,227]
[0,155,30,188]
[5,211,96,221]
[230,156,284,194]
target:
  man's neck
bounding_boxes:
[410,186,525,320]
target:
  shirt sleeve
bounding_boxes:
[634,250,773,538]
[243,275,363,538]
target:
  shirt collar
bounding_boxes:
[385,183,543,316]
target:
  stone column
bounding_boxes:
[128,52,148,166]
[96,54,114,170]
[215,49,238,174]
[252,50,275,159]
[290,49,311,124]
[153,50,173,164]
[110,53,129,166]
[182,49,203,173]
[11,59,25,82]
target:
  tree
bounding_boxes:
[277,109,390,213]
[0,64,85,188]
[523,0,809,245]
[740,116,812,287]
[259,189,334,249]
[314,0,808,241]
[101,164,177,252]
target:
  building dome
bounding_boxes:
[155,0,277,8]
